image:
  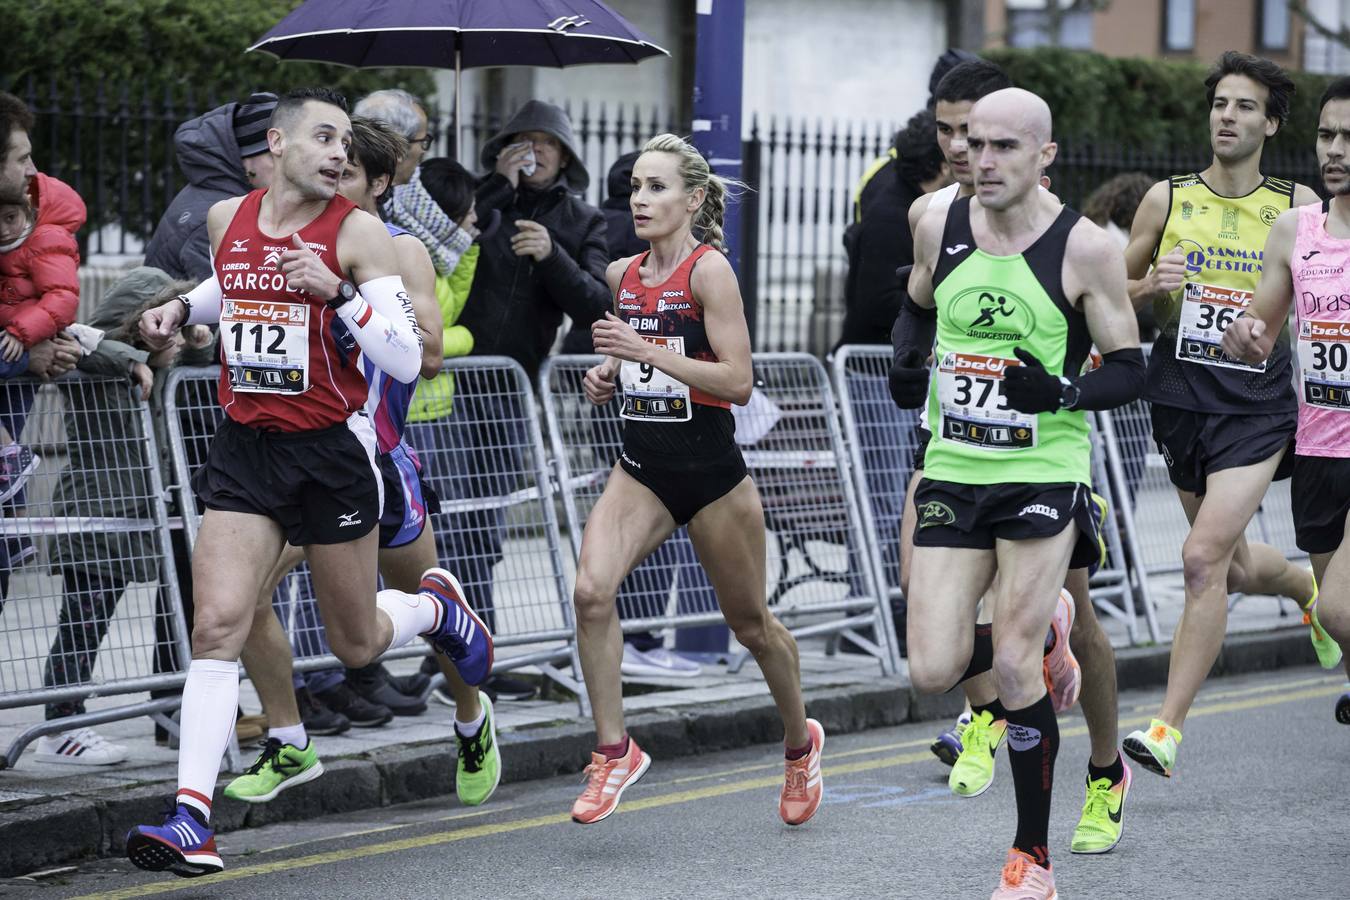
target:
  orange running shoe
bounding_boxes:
[1043,589,1081,713]
[570,737,651,825]
[779,718,824,826]
[990,849,1058,899]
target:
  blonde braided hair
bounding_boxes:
[639,133,745,254]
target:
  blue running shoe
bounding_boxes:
[421,568,494,686]
[930,711,970,768]
[125,803,222,877]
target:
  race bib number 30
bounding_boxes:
[936,352,1036,450]
[1297,319,1350,410]
[221,298,310,394]
[620,335,692,422]
[1176,282,1266,372]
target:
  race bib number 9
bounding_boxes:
[1297,319,1350,410]
[620,335,692,423]
[936,352,1036,450]
[1176,282,1266,372]
[220,298,310,394]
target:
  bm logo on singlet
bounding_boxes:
[949,287,1034,341]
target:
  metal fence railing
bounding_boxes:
[0,374,190,769]
[161,360,581,697]
[540,353,901,679]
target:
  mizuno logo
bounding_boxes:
[1303,250,1322,261]
[338,511,362,527]
[230,239,249,253]
[548,14,590,32]
[945,243,969,255]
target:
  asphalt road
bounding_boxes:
[12,667,1348,900]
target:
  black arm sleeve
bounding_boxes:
[890,294,937,364]
[1068,347,1146,411]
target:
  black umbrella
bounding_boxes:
[248,0,669,150]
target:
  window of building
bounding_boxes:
[1163,0,1196,52]
[1259,0,1290,49]
[1304,0,1350,74]
[1006,0,1094,50]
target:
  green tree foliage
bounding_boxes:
[0,0,436,244]
[983,48,1334,156]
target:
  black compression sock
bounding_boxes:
[1087,751,1125,785]
[1005,692,1059,867]
[959,623,994,684]
[972,698,1008,721]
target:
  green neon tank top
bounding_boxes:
[923,197,1093,486]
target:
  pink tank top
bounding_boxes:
[1291,200,1350,458]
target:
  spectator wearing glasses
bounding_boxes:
[354,89,432,186]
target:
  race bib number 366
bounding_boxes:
[620,335,692,423]
[936,351,1036,450]
[1176,282,1266,372]
[1297,319,1350,410]
[221,298,310,394]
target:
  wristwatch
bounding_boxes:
[1058,376,1081,411]
[327,280,358,309]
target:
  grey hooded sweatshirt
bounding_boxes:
[143,103,252,281]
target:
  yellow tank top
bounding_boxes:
[1145,173,1297,413]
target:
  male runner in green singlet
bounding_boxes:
[896,88,1144,898]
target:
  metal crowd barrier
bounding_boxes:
[540,353,901,682]
[0,373,190,769]
[162,359,580,698]
[1105,344,1301,581]
[830,346,1155,645]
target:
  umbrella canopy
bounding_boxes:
[247,0,669,69]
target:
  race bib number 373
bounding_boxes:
[220,298,310,394]
[1176,282,1266,372]
[936,351,1036,450]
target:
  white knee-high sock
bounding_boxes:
[176,658,240,822]
[374,588,442,653]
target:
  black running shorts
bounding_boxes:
[1292,454,1350,555]
[1150,404,1295,495]
[912,478,1102,569]
[193,414,382,546]
[618,441,748,526]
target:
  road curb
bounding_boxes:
[0,625,1321,877]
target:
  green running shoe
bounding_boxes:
[1071,763,1132,854]
[223,737,323,803]
[1122,718,1181,778]
[948,710,1007,798]
[1302,576,1344,670]
[455,691,501,807]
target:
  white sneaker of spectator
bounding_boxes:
[620,644,702,679]
[34,727,129,765]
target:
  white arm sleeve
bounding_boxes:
[333,275,423,384]
[183,272,224,325]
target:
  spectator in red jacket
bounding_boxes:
[0,173,85,354]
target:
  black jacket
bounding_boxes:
[562,151,644,355]
[143,103,251,281]
[838,158,922,347]
[461,173,611,378]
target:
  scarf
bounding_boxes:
[388,170,473,276]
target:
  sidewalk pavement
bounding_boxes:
[0,574,1330,879]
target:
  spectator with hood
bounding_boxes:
[143,92,278,280]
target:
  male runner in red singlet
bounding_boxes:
[123,88,489,879]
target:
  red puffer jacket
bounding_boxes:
[0,173,86,345]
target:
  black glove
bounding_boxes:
[1002,347,1064,414]
[888,348,930,408]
